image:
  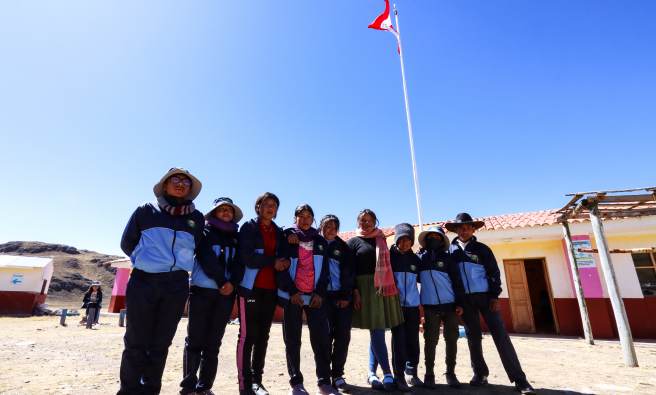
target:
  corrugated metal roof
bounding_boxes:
[0,255,53,269]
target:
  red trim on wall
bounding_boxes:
[0,291,40,315]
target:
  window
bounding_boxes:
[631,253,656,296]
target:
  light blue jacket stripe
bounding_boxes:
[239,249,264,291]
[327,258,341,291]
[278,255,324,300]
[131,227,195,273]
[420,271,455,305]
[393,272,420,307]
[459,261,489,294]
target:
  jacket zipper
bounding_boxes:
[458,243,472,294]
[429,259,442,305]
[170,216,178,272]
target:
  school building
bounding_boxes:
[0,255,54,315]
[340,210,656,340]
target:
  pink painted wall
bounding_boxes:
[108,268,131,313]
[562,235,603,298]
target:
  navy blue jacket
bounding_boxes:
[419,249,466,312]
[276,231,330,308]
[448,236,502,298]
[120,199,204,273]
[390,245,421,308]
[325,237,356,302]
[236,218,289,298]
[190,222,244,291]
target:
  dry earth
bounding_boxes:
[1,316,655,395]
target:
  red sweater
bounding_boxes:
[253,221,277,289]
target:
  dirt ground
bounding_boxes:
[1,314,655,395]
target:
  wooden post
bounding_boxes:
[86,308,96,329]
[561,222,594,345]
[119,309,126,327]
[588,203,638,367]
[59,309,67,326]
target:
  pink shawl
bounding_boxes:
[356,227,399,298]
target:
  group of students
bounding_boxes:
[117,168,537,395]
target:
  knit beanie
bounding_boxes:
[394,223,415,246]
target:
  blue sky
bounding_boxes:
[1,0,654,256]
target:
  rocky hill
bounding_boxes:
[0,241,125,306]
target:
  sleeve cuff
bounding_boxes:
[267,256,277,267]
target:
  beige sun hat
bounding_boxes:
[417,225,450,251]
[153,167,202,201]
[204,197,244,223]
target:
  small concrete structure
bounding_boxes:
[0,255,54,315]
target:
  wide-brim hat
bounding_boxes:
[418,225,450,251]
[153,167,202,201]
[91,281,101,287]
[204,197,243,223]
[444,213,485,233]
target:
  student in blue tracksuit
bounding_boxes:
[319,215,355,393]
[446,213,536,395]
[278,204,338,395]
[118,167,205,395]
[236,192,291,395]
[388,223,421,392]
[288,214,356,393]
[180,197,245,395]
[417,225,465,389]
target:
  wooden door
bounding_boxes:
[504,260,536,334]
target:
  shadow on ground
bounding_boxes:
[348,383,588,394]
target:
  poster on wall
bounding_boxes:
[572,240,596,268]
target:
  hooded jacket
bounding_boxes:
[419,249,465,312]
[82,288,103,306]
[390,245,421,308]
[236,218,289,298]
[120,197,204,274]
[190,222,245,291]
[448,236,502,298]
[276,230,330,308]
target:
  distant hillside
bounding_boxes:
[0,241,125,305]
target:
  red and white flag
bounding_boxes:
[368,0,400,53]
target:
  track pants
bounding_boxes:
[236,287,278,390]
[325,296,352,379]
[282,301,332,387]
[390,306,420,378]
[117,270,190,395]
[423,309,459,374]
[180,286,236,394]
[461,292,526,382]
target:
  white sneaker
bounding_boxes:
[289,384,309,395]
[317,384,340,395]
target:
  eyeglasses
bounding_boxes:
[360,219,376,224]
[214,197,233,204]
[168,177,192,186]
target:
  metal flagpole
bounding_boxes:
[394,6,424,232]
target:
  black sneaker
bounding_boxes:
[515,378,536,394]
[393,376,410,392]
[253,382,270,395]
[382,375,395,393]
[240,390,257,395]
[367,373,384,390]
[407,375,424,387]
[444,372,461,388]
[469,373,488,387]
[423,374,437,389]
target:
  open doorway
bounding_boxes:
[504,258,559,335]
[523,259,559,334]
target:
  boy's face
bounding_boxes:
[215,205,234,222]
[397,236,413,253]
[163,174,191,199]
[456,224,475,242]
